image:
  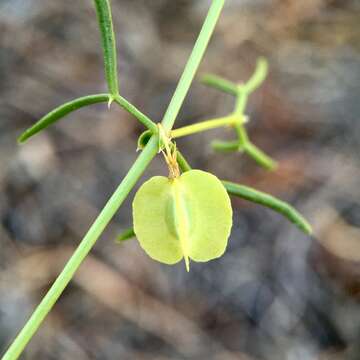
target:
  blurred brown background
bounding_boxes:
[1,0,360,359]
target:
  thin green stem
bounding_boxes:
[234,88,248,114]
[201,74,238,95]
[114,95,158,133]
[93,0,119,96]
[233,89,249,145]
[171,115,241,139]
[2,136,159,360]
[235,123,250,147]
[232,88,251,150]
[223,181,312,235]
[4,1,226,358]
[18,94,110,143]
[161,0,225,131]
[233,87,277,170]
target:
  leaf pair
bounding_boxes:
[133,170,233,271]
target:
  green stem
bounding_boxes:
[4,1,226,358]
[161,0,225,131]
[233,88,250,147]
[234,88,248,114]
[201,74,238,95]
[235,123,250,146]
[114,95,158,133]
[233,88,277,170]
[233,88,249,144]
[18,94,110,143]
[171,115,241,139]
[93,0,119,96]
[2,136,159,360]
[223,181,312,235]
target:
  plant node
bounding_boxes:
[158,124,180,179]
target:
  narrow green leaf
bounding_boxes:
[18,94,109,143]
[93,0,119,96]
[116,227,136,242]
[201,74,238,95]
[223,181,312,235]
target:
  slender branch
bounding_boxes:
[114,95,158,133]
[4,2,227,358]
[171,115,241,139]
[233,88,250,146]
[93,0,119,96]
[234,87,248,113]
[18,94,110,143]
[161,0,225,131]
[234,121,249,146]
[2,136,159,360]
[201,74,238,95]
[223,181,312,235]
[233,82,277,170]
